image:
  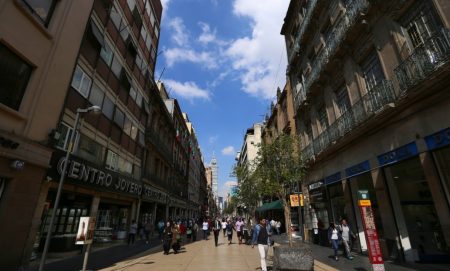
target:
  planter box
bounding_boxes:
[273,245,314,271]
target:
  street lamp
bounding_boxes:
[39,106,101,271]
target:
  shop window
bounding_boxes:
[76,134,105,163]
[105,149,119,171]
[100,41,114,67]
[102,95,114,120]
[88,83,104,108]
[22,0,58,26]
[71,65,92,98]
[113,107,125,128]
[361,51,384,92]
[55,123,79,151]
[0,43,33,111]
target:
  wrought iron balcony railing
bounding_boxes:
[301,80,396,160]
[394,28,450,94]
[145,128,173,163]
[294,0,370,108]
[288,0,318,64]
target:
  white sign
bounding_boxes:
[76,217,95,245]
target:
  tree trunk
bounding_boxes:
[281,197,292,247]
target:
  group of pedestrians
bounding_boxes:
[328,218,356,261]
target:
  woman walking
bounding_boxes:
[162,222,173,255]
[328,222,342,261]
[225,219,235,245]
[202,219,209,240]
[221,218,227,237]
[172,223,181,254]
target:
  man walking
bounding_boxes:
[128,220,138,245]
[339,219,356,259]
[252,218,270,271]
[235,217,245,245]
[213,217,221,246]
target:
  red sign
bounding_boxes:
[360,203,385,270]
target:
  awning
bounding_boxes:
[256,199,283,212]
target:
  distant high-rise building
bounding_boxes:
[210,155,218,203]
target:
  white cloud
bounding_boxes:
[225,0,289,99]
[168,17,189,46]
[164,79,210,101]
[209,135,219,144]
[164,47,218,69]
[198,22,216,45]
[219,181,238,197]
[222,146,236,156]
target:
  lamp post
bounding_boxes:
[39,106,101,271]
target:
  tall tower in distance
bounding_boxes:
[210,154,219,205]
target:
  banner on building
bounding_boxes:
[75,216,96,245]
[290,194,303,207]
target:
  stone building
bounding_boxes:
[282,0,450,262]
[0,0,94,269]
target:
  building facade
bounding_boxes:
[0,0,94,269]
[236,123,264,174]
[282,0,450,263]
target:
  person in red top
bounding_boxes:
[179,222,186,235]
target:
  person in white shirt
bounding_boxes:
[221,219,227,237]
[276,220,282,235]
[328,222,341,261]
[339,219,355,259]
[202,219,209,240]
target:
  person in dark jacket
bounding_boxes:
[251,218,270,271]
[162,221,173,255]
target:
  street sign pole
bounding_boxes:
[358,190,385,271]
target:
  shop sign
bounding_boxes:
[377,142,418,166]
[425,127,450,150]
[358,190,385,271]
[142,184,166,202]
[49,151,142,197]
[346,160,370,178]
[75,216,96,245]
[308,180,323,191]
[324,172,341,185]
[290,194,304,207]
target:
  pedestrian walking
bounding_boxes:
[338,219,356,259]
[162,222,172,255]
[276,220,281,235]
[186,220,193,241]
[235,217,245,245]
[251,218,270,271]
[225,219,235,245]
[202,219,209,240]
[171,223,181,254]
[192,221,199,241]
[157,219,165,240]
[128,220,138,245]
[221,218,227,237]
[213,217,221,246]
[144,221,152,244]
[328,222,342,261]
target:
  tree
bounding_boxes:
[252,133,307,246]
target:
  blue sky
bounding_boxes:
[156,0,289,197]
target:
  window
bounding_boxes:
[305,121,313,144]
[138,130,145,145]
[133,165,141,180]
[150,11,156,28]
[102,96,114,120]
[126,0,136,10]
[77,134,105,163]
[118,156,133,175]
[317,104,328,132]
[105,150,119,171]
[130,122,138,140]
[129,87,137,101]
[114,107,125,128]
[100,41,113,66]
[88,83,104,108]
[401,1,442,49]
[111,56,122,78]
[135,92,143,108]
[110,6,122,30]
[336,86,351,114]
[22,0,57,26]
[71,65,92,98]
[55,123,79,151]
[0,43,32,111]
[361,52,384,91]
[123,116,132,135]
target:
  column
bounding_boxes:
[419,152,450,247]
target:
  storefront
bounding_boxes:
[378,142,449,262]
[41,150,142,251]
[140,183,168,228]
[308,180,328,245]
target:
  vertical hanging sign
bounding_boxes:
[358,190,385,271]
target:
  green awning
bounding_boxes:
[256,199,283,212]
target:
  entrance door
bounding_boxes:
[385,157,448,262]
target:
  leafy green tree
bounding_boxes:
[233,163,260,216]
[253,133,307,246]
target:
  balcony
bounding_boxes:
[394,28,450,94]
[294,0,370,108]
[301,80,396,160]
[288,0,318,64]
[145,128,173,163]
